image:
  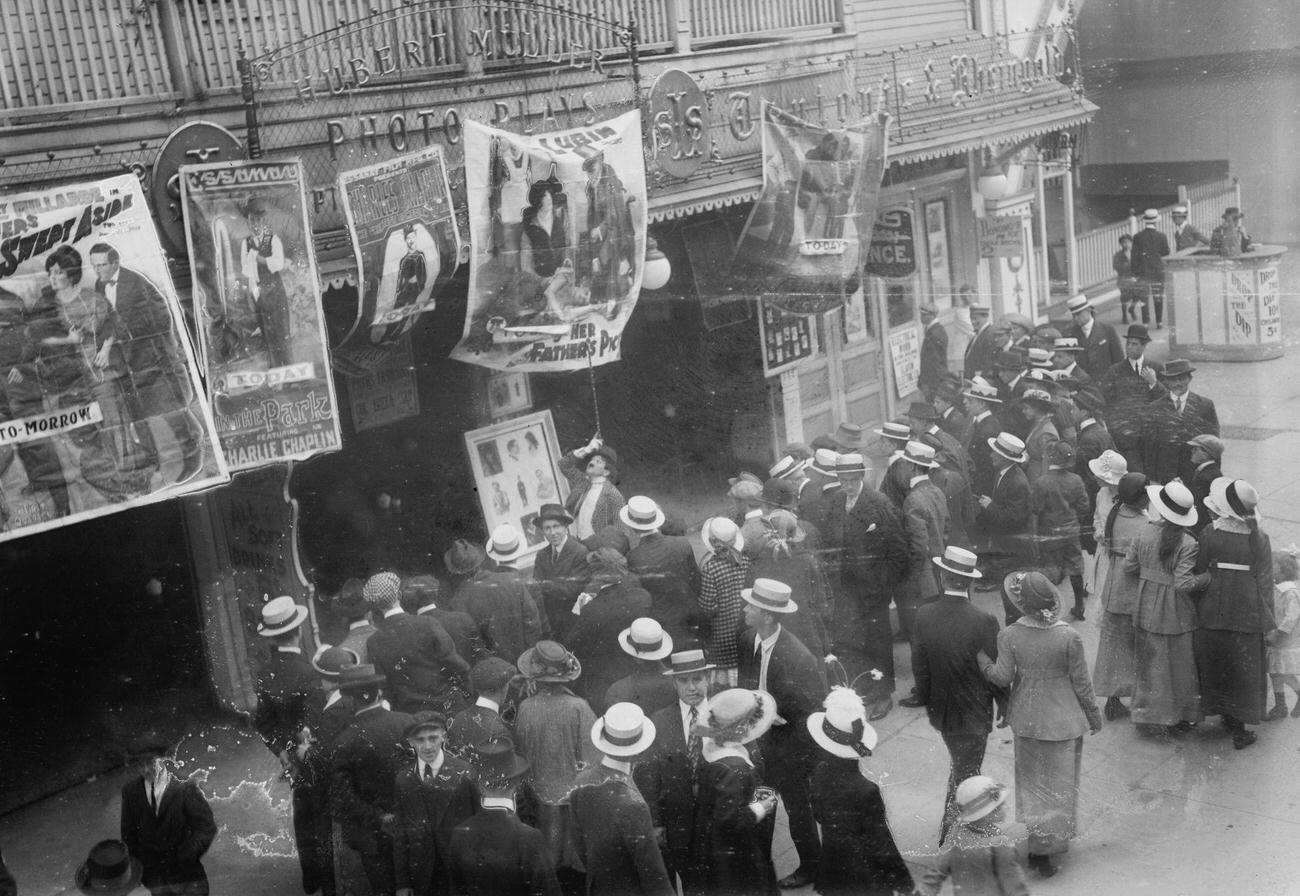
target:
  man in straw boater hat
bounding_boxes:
[917,775,1030,895]
[1171,204,1210,251]
[604,617,678,715]
[68,839,149,896]
[445,735,562,896]
[366,570,472,716]
[736,579,827,889]
[446,656,517,757]
[622,495,700,640]
[570,703,674,896]
[393,711,476,896]
[961,377,1004,498]
[330,662,416,896]
[1099,323,1166,472]
[532,502,591,642]
[1140,357,1220,486]
[1050,335,1093,385]
[975,433,1033,608]
[446,540,544,669]
[908,546,1004,844]
[1064,292,1124,381]
[806,688,914,896]
[797,447,843,531]
[636,648,716,896]
[1131,208,1171,328]
[119,733,216,896]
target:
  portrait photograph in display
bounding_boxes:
[487,371,532,418]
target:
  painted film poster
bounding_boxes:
[450,110,647,372]
[733,103,889,315]
[0,174,228,541]
[335,146,462,363]
[181,159,342,470]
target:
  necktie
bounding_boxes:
[149,784,158,813]
[687,706,701,776]
[423,763,432,782]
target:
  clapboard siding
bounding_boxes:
[851,0,973,49]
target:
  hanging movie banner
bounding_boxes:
[181,159,342,471]
[335,146,462,363]
[0,174,229,542]
[450,110,647,372]
[732,103,890,315]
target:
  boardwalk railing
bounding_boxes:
[1,0,843,113]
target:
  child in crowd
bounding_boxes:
[1265,549,1300,720]
[919,775,1029,896]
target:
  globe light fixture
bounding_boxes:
[976,153,1008,201]
[642,235,672,290]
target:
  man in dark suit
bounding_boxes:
[622,496,700,640]
[402,575,490,669]
[736,580,826,889]
[910,547,1003,844]
[961,378,1004,499]
[1140,359,1220,485]
[394,712,477,896]
[89,242,203,483]
[120,736,217,896]
[934,379,972,449]
[1171,205,1210,251]
[446,542,545,668]
[962,304,996,379]
[570,704,674,896]
[975,433,1033,609]
[897,442,950,644]
[331,664,417,896]
[303,645,360,896]
[992,350,1032,439]
[1186,434,1225,524]
[447,657,515,757]
[1072,387,1115,522]
[918,303,948,401]
[1130,209,1171,328]
[636,649,714,896]
[531,504,590,640]
[252,597,324,896]
[1064,294,1124,380]
[1099,325,1167,472]
[365,572,471,716]
[446,737,561,896]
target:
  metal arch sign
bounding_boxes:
[648,68,710,180]
[150,121,243,255]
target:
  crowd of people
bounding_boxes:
[28,289,1295,896]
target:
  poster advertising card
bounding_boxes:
[0,174,229,542]
[889,323,922,398]
[733,103,889,315]
[336,147,462,360]
[346,335,420,433]
[464,410,568,561]
[450,111,647,372]
[759,298,816,377]
[181,159,342,470]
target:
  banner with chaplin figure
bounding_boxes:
[450,110,647,372]
[180,159,342,471]
[0,173,229,541]
[732,103,890,315]
[334,146,462,372]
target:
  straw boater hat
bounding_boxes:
[808,448,841,477]
[962,377,1003,404]
[1147,480,1199,528]
[835,452,869,476]
[257,595,309,637]
[741,578,798,614]
[933,545,983,578]
[591,702,657,757]
[1066,294,1092,314]
[662,648,716,677]
[311,644,360,678]
[517,640,583,682]
[618,617,674,661]
[1027,347,1054,369]
[1172,205,1189,217]
[486,523,528,563]
[1054,336,1084,353]
[807,687,878,759]
[534,503,575,528]
[1003,570,1060,616]
[1020,388,1055,411]
[987,432,1028,464]
[76,840,145,896]
[619,495,666,531]
[769,455,807,479]
[693,688,778,745]
[993,350,1025,371]
[1124,323,1152,343]
[873,421,912,443]
[1142,208,1159,223]
[901,440,939,470]
[1088,449,1128,486]
[702,516,744,552]
[1206,478,1259,522]
[956,775,1010,823]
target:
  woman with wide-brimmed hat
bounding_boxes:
[806,688,913,896]
[687,688,781,896]
[1193,478,1274,749]
[1093,473,1150,721]
[1122,480,1210,738]
[980,571,1102,879]
[747,510,833,662]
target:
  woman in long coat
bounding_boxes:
[1092,472,1149,720]
[981,571,1102,878]
[806,688,913,896]
[1123,481,1210,736]
[1193,478,1274,749]
[689,688,780,896]
[747,510,833,661]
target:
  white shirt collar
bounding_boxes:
[744,508,763,520]
[383,607,404,619]
[909,474,929,488]
[701,740,753,766]
[1195,460,1216,472]
[1080,417,1097,430]
[600,756,633,774]
[1080,317,1094,337]
[148,771,171,805]
[943,589,968,598]
[973,410,991,422]
[324,690,343,709]
[481,797,516,811]
[419,752,445,779]
[680,697,708,725]
[416,604,436,614]
[276,645,302,654]
[475,696,500,712]
[348,619,371,630]
[757,626,781,652]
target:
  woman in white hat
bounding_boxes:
[1122,480,1210,738]
[917,775,1030,896]
[1093,473,1150,721]
[688,688,781,896]
[1086,449,1129,601]
[1193,478,1273,749]
[698,516,751,686]
[806,688,913,896]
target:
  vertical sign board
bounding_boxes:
[759,299,816,377]
[346,335,420,432]
[888,323,921,398]
[1228,271,1257,345]
[1258,267,1281,343]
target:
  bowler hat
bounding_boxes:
[831,422,865,449]
[1224,206,1242,218]
[993,350,1025,370]
[472,735,531,786]
[762,477,798,509]
[1124,324,1151,343]
[76,840,144,896]
[534,503,575,528]
[444,539,487,576]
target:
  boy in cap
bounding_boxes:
[393,711,476,896]
[1031,441,1091,621]
[367,570,472,716]
[120,735,217,896]
[1186,434,1225,522]
[570,704,674,896]
[447,656,517,756]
